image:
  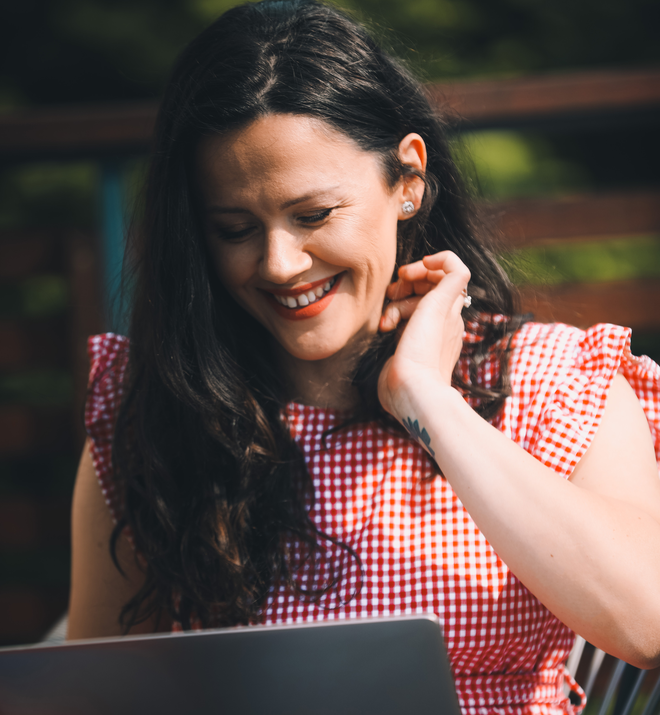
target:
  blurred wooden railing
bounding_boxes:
[0,228,102,643]
[0,65,658,645]
[491,190,660,331]
[2,67,659,158]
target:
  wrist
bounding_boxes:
[388,380,463,463]
[387,372,460,425]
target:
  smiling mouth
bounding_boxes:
[272,275,338,308]
[265,273,343,321]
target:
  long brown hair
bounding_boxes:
[110,0,521,631]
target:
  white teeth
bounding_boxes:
[273,275,339,309]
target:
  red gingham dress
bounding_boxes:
[85,322,660,715]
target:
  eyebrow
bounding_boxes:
[205,187,341,214]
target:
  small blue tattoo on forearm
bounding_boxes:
[402,417,436,457]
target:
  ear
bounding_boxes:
[396,133,427,220]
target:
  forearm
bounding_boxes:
[68,441,163,640]
[393,379,660,667]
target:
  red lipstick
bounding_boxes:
[266,274,343,321]
[267,275,335,298]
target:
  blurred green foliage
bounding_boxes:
[453,131,591,199]
[0,0,657,302]
[1,0,657,218]
[1,0,657,647]
[0,164,98,230]
[505,236,660,286]
[2,0,658,108]
[0,276,68,318]
[0,0,658,298]
[0,0,658,644]
[0,372,73,407]
[1,0,657,226]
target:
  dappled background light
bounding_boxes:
[0,0,658,650]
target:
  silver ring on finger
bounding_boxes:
[462,286,472,309]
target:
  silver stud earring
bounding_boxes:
[402,200,415,215]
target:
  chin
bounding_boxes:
[280,324,378,364]
[282,340,343,363]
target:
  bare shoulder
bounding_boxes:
[570,373,660,523]
[67,439,168,640]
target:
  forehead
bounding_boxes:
[195,114,389,201]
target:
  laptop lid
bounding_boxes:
[0,613,460,715]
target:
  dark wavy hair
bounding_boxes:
[110,0,522,631]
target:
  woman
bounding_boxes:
[68,1,660,713]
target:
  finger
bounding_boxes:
[398,262,447,284]
[421,250,461,270]
[396,267,447,296]
[386,278,436,302]
[424,258,471,307]
[453,290,467,316]
[410,281,435,296]
[397,258,425,276]
[422,252,471,285]
[386,279,413,301]
[379,296,422,332]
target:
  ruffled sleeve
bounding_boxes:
[84,332,130,524]
[502,322,660,478]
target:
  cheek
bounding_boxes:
[327,203,398,266]
[352,208,399,283]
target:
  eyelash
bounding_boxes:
[216,207,335,241]
[298,207,334,224]
[218,226,253,240]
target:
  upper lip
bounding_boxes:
[263,274,340,297]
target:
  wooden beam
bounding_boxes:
[489,190,660,248]
[519,278,660,332]
[0,102,157,162]
[0,498,70,548]
[0,231,65,280]
[1,67,658,161]
[0,407,73,455]
[0,319,69,370]
[429,66,660,129]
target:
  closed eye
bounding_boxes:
[215,225,256,241]
[298,207,335,225]
[212,205,337,239]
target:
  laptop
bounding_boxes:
[0,613,460,715]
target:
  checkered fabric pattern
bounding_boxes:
[85,323,660,715]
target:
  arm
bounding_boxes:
[67,439,169,640]
[379,252,660,668]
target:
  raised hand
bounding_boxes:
[377,251,470,417]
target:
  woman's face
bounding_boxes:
[197,114,419,363]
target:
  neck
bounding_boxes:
[274,339,369,411]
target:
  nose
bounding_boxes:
[258,227,313,284]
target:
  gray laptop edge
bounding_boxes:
[0,613,460,715]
